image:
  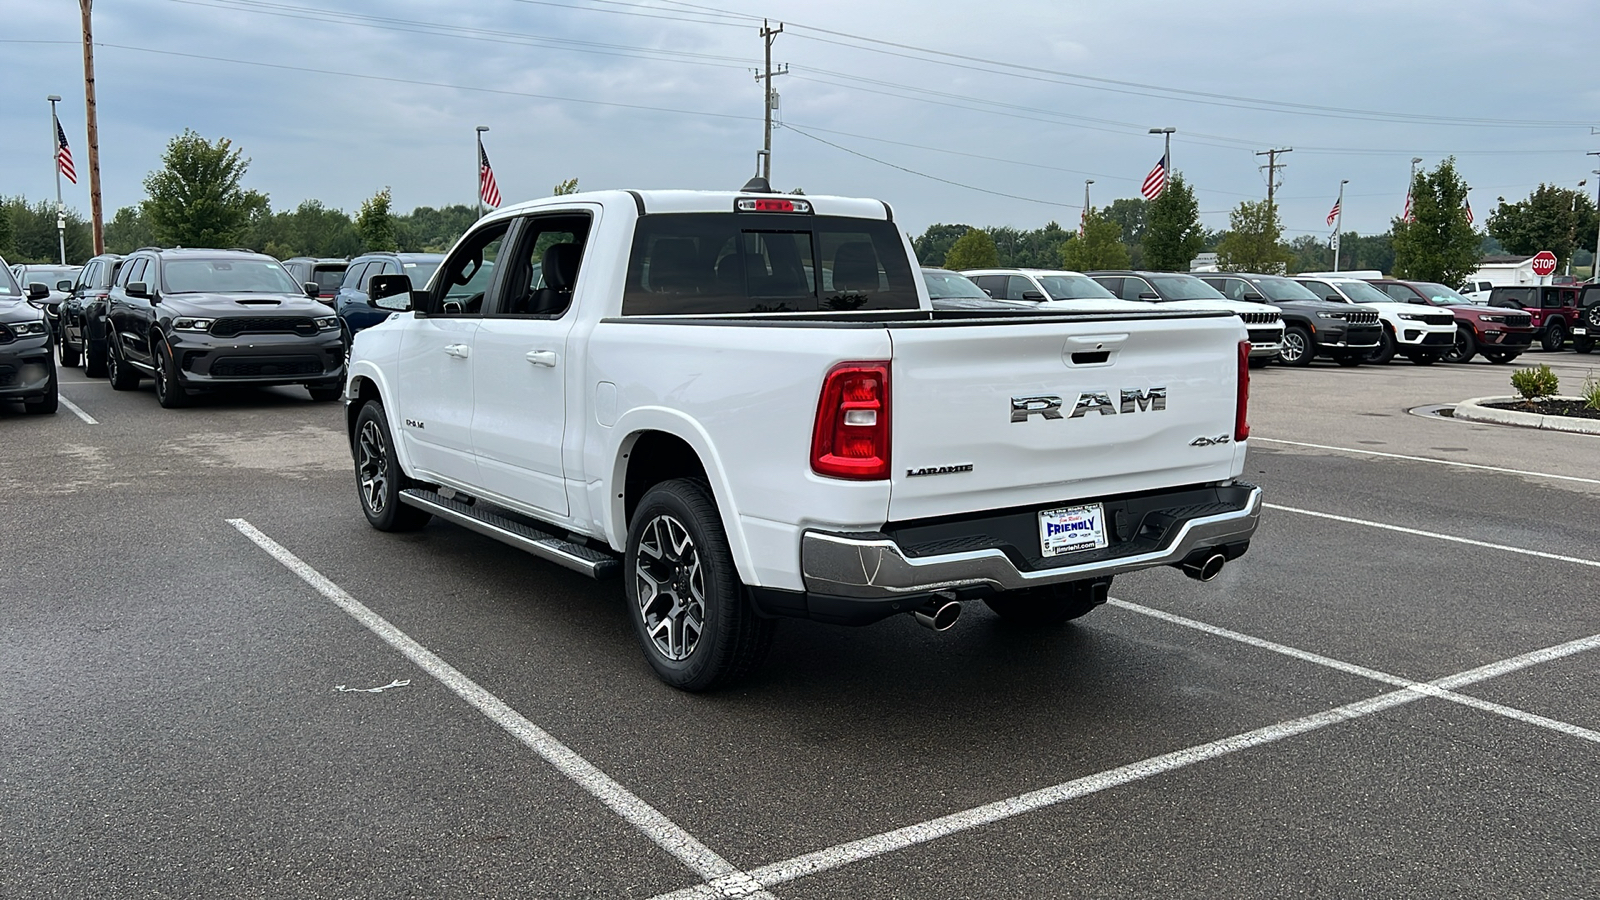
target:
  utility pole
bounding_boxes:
[1256,148,1292,215]
[755,20,787,184]
[1081,179,1093,237]
[1589,152,1600,283]
[80,0,104,255]
[48,95,67,265]
[1331,179,1348,273]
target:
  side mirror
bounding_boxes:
[304,282,320,299]
[1242,292,1264,301]
[27,282,50,301]
[1021,290,1047,302]
[1324,295,1341,303]
[1138,291,1160,300]
[368,273,414,311]
[126,282,152,301]
[56,279,74,291]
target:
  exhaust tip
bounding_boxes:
[913,598,962,632]
[1181,552,1227,582]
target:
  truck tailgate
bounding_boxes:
[887,314,1245,522]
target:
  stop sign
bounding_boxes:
[1531,251,1558,277]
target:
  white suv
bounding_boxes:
[961,268,1148,311]
[1294,275,1456,364]
[1086,270,1285,366]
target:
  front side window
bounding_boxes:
[622,213,917,315]
[1004,275,1038,301]
[429,222,509,315]
[1036,274,1115,300]
[343,261,371,290]
[1147,274,1225,301]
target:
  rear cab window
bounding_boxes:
[621,213,918,316]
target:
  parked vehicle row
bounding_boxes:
[1200,273,1381,367]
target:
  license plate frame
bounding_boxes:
[1038,503,1109,558]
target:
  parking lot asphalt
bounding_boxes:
[3,349,1597,899]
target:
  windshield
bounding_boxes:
[1148,273,1226,301]
[0,263,19,296]
[22,266,80,285]
[1038,274,1116,300]
[1254,277,1321,302]
[1412,282,1474,305]
[922,269,988,300]
[403,259,442,290]
[161,258,302,294]
[1329,279,1395,304]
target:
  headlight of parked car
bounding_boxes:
[7,321,48,338]
[315,316,339,332]
[1316,311,1345,320]
[1398,313,1426,321]
[172,317,215,333]
[1478,314,1506,323]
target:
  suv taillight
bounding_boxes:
[811,361,891,480]
[1235,340,1251,442]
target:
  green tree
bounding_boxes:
[1392,158,1479,285]
[1103,197,1149,248]
[1142,174,1203,271]
[552,177,580,196]
[1215,199,1293,273]
[913,223,971,266]
[1,197,93,263]
[942,227,999,270]
[355,187,398,252]
[141,130,268,248]
[1060,210,1130,270]
[0,199,12,260]
[1487,184,1597,271]
[104,205,157,254]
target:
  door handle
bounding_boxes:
[444,343,470,359]
[525,350,557,367]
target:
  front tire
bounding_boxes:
[1483,351,1520,364]
[1541,322,1566,352]
[625,479,773,691]
[353,401,432,532]
[1366,327,1397,364]
[58,333,81,368]
[84,337,107,377]
[1444,325,1476,364]
[1278,325,1313,367]
[985,579,1109,625]
[154,341,190,409]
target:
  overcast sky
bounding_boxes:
[5,0,1597,243]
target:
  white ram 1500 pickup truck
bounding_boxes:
[345,185,1262,690]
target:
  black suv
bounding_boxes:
[1200,272,1382,367]
[334,252,444,345]
[282,257,348,305]
[0,259,58,414]
[59,252,123,375]
[103,248,344,408]
[1575,284,1600,354]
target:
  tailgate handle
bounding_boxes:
[1070,350,1111,365]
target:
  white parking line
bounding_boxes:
[1109,599,1600,745]
[1253,437,1600,485]
[647,619,1600,900]
[1264,502,1600,570]
[227,518,775,900]
[58,395,98,425]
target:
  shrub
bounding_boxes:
[1582,374,1600,411]
[1509,365,1559,401]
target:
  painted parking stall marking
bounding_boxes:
[227,518,777,900]
[1264,502,1600,570]
[1255,437,1600,486]
[58,395,98,425]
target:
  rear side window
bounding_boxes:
[622,213,918,315]
[1491,287,1533,309]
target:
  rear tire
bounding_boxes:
[106,337,140,391]
[1366,327,1397,364]
[84,338,107,377]
[1575,336,1595,354]
[625,478,774,691]
[984,579,1109,626]
[1444,325,1476,364]
[353,401,433,532]
[58,334,81,368]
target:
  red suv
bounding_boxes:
[1486,285,1580,352]
[1368,279,1535,364]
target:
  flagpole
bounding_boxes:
[475,125,489,218]
[48,94,66,265]
[1332,179,1347,272]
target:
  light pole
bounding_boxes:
[47,94,67,264]
[1405,157,1422,221]
[1149,127,1175,174]
[475,125,489,218]
[1590,166,1600,283]
[1568,179,1586,277]
[1331,179,1348,272]
[1081,179,1093,237]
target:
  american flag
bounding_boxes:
[56,119,77,185]
[1326,199,1341,227]
[1464,198,1474,225]
[1140,153,1168,201]
[479,143,501,208]
[1401,191,1413,223]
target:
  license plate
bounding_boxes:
[1039,503,1108,557]
[1574,327,1588,336]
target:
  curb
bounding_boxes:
[1453,396,1600,436]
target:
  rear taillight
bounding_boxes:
[1235,340,1251,442]
[811,361,891,480]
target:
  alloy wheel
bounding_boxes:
[1281,332,1306,364]
[356,420,389,514]
[634,514,705,662]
